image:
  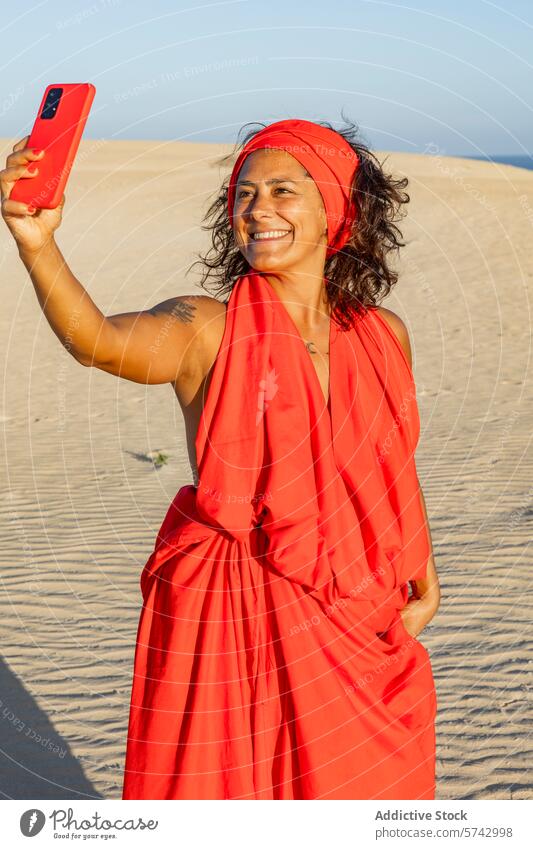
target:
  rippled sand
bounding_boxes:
[0,138,531,799]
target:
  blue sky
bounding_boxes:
[2,0,531,156]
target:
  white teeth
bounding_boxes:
[252,230,290,240]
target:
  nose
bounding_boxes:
[240,186,276,221]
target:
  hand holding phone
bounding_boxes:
[0,137,60,255]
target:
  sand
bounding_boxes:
[0,137,531,799]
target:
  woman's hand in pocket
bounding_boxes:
[399,595,438,639]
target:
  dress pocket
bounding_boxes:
[395,609,420,645]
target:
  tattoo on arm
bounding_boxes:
[169,298,197,324]
[149,296,199,325]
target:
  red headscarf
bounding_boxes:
[227,118,360,258]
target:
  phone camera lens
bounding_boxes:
[41,87,63,120]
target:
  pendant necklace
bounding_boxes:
[304,340,329,356]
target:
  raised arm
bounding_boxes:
[86,292,224,385]
[1,135,218,387]
[20,239,217,385]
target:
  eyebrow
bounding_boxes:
[236,174,309,186]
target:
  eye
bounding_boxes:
[236,186,293,200]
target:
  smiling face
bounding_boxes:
[232,148,328,272]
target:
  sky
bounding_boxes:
[2,0,532,157]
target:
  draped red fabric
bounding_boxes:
[227,118,359,257]
[122,272,437,800]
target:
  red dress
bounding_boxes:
[122,272,437,800]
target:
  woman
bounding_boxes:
[1,117,440,800]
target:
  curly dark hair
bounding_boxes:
[188,112,410,331]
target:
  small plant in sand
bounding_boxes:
[127,448,171,468]
[146,450,170,469]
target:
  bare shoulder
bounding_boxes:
[185,294,227,348]
[159,294,226,384]
[375,306,413,368]
[191,295,228,365]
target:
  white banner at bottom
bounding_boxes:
[3,799,531,848]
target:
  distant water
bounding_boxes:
[462,154,533,172]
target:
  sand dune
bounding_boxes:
[0,137,531,799]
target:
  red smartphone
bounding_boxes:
[11,82,96,210]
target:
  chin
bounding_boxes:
[245,248,309,273]
[241,253,286,273]
[248,260,292,274]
